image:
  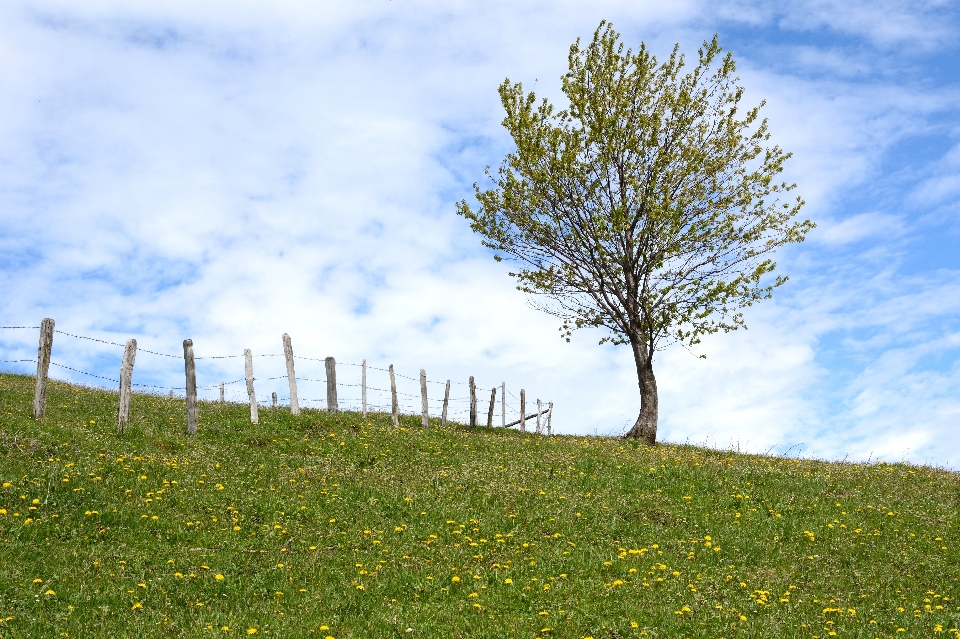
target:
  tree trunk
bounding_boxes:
[624,337,658,445]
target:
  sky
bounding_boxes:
[1,0,959,468]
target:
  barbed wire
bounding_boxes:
[50,361,119,383]
[3,327,547,417]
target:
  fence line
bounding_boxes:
[1,320,553,436]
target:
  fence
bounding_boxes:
[1,319,554,436]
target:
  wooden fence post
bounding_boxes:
[547,401,554,436]
[441,379,450,428]
[519,389,526,434]
[272,392,278,408]
[389,364,399,426]
[420,369,429,429]
[501,382,505,427]
[282,333,299,415]
[487,387,496,427]
[469,376,477,427]
[183,339,198,436]
[361,359,367,418]
[169,389,174,399]
[244,349,258,424]
[116,338,137,433]
[326,357,338,413]
[32,318,55,420]
[219,381,224,403]
[535,399,542,434]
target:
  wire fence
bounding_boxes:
[0,322,552,431]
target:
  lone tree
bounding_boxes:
[457,23,813,444]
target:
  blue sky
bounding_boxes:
[1,0,959,467]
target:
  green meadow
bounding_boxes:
[0,372,958,638]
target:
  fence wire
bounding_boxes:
[1,324,551,427]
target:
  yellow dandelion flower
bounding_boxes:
[247,629,258,635]
[215,574,224,581]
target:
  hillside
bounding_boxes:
[1,372,958,638]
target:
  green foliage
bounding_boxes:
[1,373,958,637]
[458,22,813,351]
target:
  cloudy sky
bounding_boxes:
[1,0,958,467]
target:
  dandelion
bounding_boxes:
[504,578,513,584]
[131,602,142,610]
[215,574,224,581]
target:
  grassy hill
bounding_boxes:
[0,372,958,638]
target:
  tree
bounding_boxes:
[456,22,814,444]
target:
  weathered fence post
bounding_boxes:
[116,338,137,433]
[536,399,543,434]
[325,357,338,413]
[361,359,367,418]
[183,339,198,436]
[272,392,278,408]
[420,369,429,429]
[487,387,496,427]
[519,389,526,434]
[547,401,554,436]
[389,364,399,426]
[219,381,224,403]
[244,349,258,424]
[501,382,505,427]
[441,379,450,428]
[282,333,299,415]
[169,389,174,399]
[469,376,477,427]
[32,318,55,420]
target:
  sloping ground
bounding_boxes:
[0,372,958,638]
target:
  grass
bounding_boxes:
[0,372,958,638]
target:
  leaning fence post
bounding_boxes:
[116,338,137,433]
[361,359,367,418]
[441,379,450,427]
[32,318,55,420]
[219,381,224,403]
[519,389,526,434]
[281,333,299,415]
[536,399,542,434]
[244,349,258,424]
[389,364,399,427]
[547,401,554,436]
[420,369,429,429]
[325,357,338,413]
[272,392,277,408]
[183,339,198,436]
[487,387,496,427]
[469,376,477,427]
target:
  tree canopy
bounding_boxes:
[457,22,813,444]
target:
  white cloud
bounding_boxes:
[1,0,959,469]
